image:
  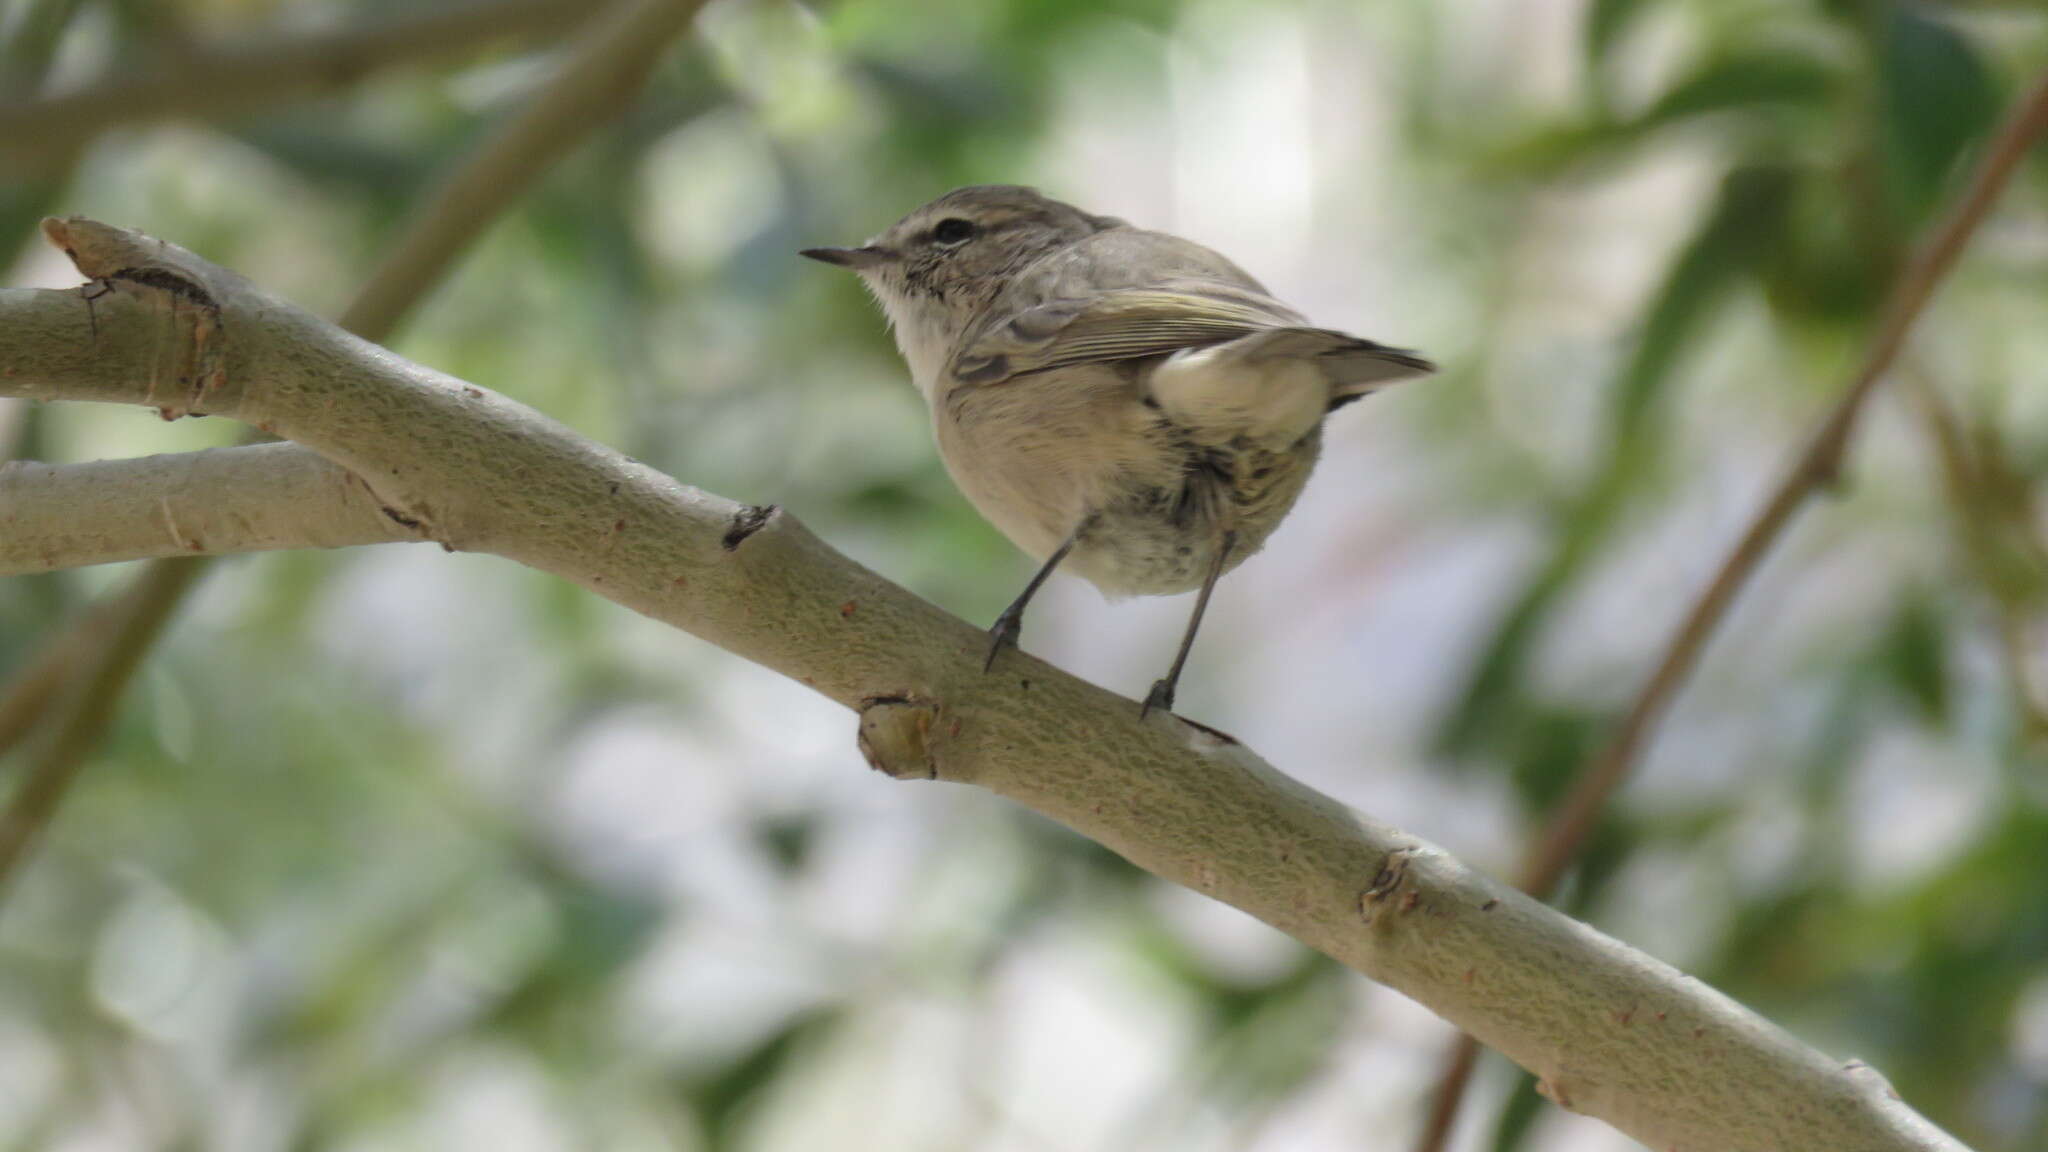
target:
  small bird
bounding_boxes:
[804,185,1433,715]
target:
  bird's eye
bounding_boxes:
[932,218,976,245]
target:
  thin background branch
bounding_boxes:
[1412,68,2048,1152]
[0,0,594,175]
[0,559,201,887]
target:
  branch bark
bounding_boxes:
[0,443,411,573]
[0,218,1973,1152]
[0,0,599,175]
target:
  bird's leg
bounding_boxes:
[985,516,1094,672]
[1142,531,1236,717]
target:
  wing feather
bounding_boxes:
[950,282,1306,385]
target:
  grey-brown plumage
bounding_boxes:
[803,185,1433,713]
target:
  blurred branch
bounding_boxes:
[0,0,704,849]
[0,219,1975,1152]
[0,588,114,757]
[0,0,598,176]
[1412,69,2048,1152]
[0,0,88,264]
[1527,70,2048,899]
[1904,366,2048,742]
[0,443,414,574]
[0,0,91,102]
[1410,1039,1480,1152]
[338,0,705,338]
[0,557,203,889]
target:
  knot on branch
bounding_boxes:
[1843,1058,1903,1102]
[1358,846,1418,925]
[1535,1075,1579,1113]
[857,695,945,780]
[45,217,230,420]
[721,503,777,551]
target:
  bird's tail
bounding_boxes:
[1230,327,1435,410]
[1149,327,1436,450]
[1318,336,1435,409]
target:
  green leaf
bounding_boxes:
[1616,164,1792,425]
[1585,0,1652,70]
[1506,709,1606,813]
[2,0,88,99]
[229,121,438,209]
[1489,1066,1547,1152]
[1879,591,1950,727]
[1876,4,1997,224]
[1640,49,1838,127]
[684,1008,840,1145]
[1483,51,1834,178]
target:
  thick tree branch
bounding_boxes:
[0,0,598,175]
[0,443,412,573]
[0,220,1971,1152]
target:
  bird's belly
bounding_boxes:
[1066,508,1231,597]
[937,371,1321,598]
[1066,433,1319,597]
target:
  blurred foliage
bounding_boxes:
[3,0,2048,1149]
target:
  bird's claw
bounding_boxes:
[984,608,1023,672]
[1140,679,1175,718]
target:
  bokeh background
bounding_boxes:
[4,0,2048,1149]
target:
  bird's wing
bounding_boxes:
[949,280,1306,385]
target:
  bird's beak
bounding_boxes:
[800,245,893,270]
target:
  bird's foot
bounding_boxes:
[984,607,1023,672]
[1140,678,1176,719]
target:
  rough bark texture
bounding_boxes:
[0,219,1971,1152]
